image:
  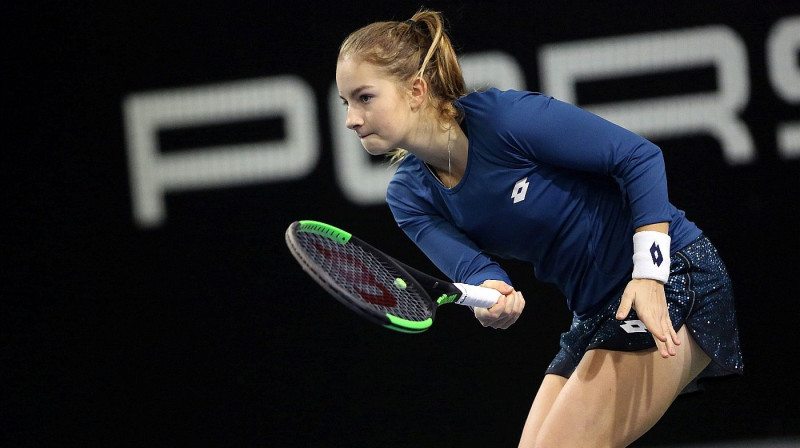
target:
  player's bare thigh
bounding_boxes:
[518,374,567,447]
[521,326,710,448]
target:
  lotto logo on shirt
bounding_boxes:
[512,177,530,203]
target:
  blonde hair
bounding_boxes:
[338,9,467,163]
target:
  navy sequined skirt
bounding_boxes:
[546,234,743,392]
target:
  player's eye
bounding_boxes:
[360,94,373,103]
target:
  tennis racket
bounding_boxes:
[285,220,501,333]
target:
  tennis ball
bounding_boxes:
[393,277,407,290]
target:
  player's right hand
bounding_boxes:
[474,280,525,329]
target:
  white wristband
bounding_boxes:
[632,231,671,283]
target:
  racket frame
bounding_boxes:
[286,220,463,333]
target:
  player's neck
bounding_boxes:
[415,121,467,189]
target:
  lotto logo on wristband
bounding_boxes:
[633,231,670,283]
[650,242,664,266]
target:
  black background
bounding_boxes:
[5,1,800,446]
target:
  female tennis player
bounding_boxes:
[335,9,743,447]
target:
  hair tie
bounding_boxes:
[404,18,421,32]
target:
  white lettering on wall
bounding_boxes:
[767,16,800,159]
[122,18,800,227]
[538,26,754,164]
[123,76,318,227]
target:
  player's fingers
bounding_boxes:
[473,304,492,322]
[616,290,634,320]
[662,300,681,348]
[480,292,511,329]
[481,279,515,295]
[661,321,675,357]
[485,294,506,317]
[506,291,524,313]
[497,291,526,329]
[513,291,525,315]
[643,309,668,343]
[494,294,516,319]
[662,315,679,356]
[653,333,670,358]
[493,295,519,328]
[669,320,681,346]
[641,310,672,357]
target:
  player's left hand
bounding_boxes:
[616,278,680,358]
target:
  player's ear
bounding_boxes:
[408,76,427,110]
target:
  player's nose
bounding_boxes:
[345,108,363,130]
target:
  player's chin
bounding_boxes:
[361,140,390,156]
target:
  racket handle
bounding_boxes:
[453,283,501,308]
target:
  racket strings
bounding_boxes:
[295,232,432,321]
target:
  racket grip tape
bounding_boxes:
[453,283,501,308]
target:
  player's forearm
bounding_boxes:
[636,222,669,234]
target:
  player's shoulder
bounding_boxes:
[388,154,426,194]
[386,155,440,213]
[391,153,423,177]
[458,88,551,112]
